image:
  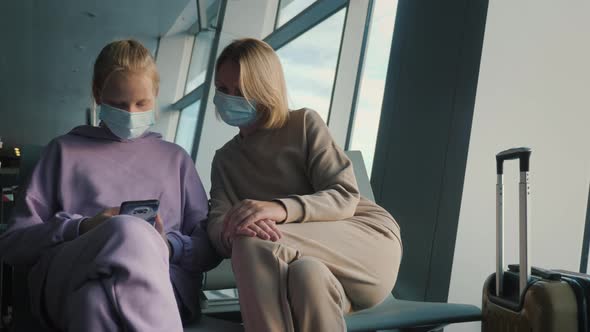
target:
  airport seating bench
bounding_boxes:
[1,147,481,332]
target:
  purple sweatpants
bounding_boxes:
[29,216,184,331]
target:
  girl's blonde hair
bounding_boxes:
[92,39,160,101]
[216,38,289,129]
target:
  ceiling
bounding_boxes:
[0,0,193,146]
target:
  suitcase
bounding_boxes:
[506,265,590,331]
[482,147,586,332]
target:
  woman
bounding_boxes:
[208,38,403,332]
[0,39,219,331]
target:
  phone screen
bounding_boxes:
[119,200,159,226]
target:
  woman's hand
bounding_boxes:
[235,219,282,241]
[79,207,119,235]
[224,219,283,249]
[154,214,171,259]
[222,200,287,246]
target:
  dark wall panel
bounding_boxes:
[371,0,488,301]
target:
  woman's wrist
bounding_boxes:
[79,217,95,235]
[167,239,173,260]
[272,200,288,223]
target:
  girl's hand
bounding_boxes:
[154,214,171,258]
[79,207,120,235]
[222,200,286,244]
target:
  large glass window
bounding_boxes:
[184,0,221,94]
[276,9,346,121]
[349,0,398,175]
[206,0,221,26]
[276,0,317,28]
[185,31,215,94]
[174,1,220,156]
[175,101,201,155]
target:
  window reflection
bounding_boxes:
[349,0,398,176]
[276,9,346,121]
[175,101,201,155]
[276,0,317,28]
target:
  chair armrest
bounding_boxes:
[203,259,236,291]
[0,251,13,329]
[344,151,375,201]
[199,290,208,309]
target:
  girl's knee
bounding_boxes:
[102,215,155,235]
[92,216,168,262]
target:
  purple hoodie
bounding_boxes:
[0,125,220,316]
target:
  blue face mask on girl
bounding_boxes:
[99,104,155,140]
[213,90,258,127]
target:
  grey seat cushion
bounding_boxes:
[183,316,243,332]
[345,294,481,331]
[186,294,481,332]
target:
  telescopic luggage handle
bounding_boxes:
[496,147,532,174]
[495,147,532,300]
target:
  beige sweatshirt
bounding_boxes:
[208,109,401,257]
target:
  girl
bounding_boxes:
[0,39,219,331]
[208,38,403,332]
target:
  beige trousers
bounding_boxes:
[231,220,402,332]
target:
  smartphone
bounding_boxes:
[119,199,159,226]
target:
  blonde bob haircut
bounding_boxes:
[92,39,160,102]
[216,38,289,129]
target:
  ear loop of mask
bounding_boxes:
[92,70,118,127]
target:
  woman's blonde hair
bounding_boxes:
[216,38,289,129]
[92,39,160,102]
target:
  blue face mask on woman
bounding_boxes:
[213,90,258,127]
[99,104,155,140]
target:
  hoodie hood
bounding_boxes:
[68,124,162,142]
